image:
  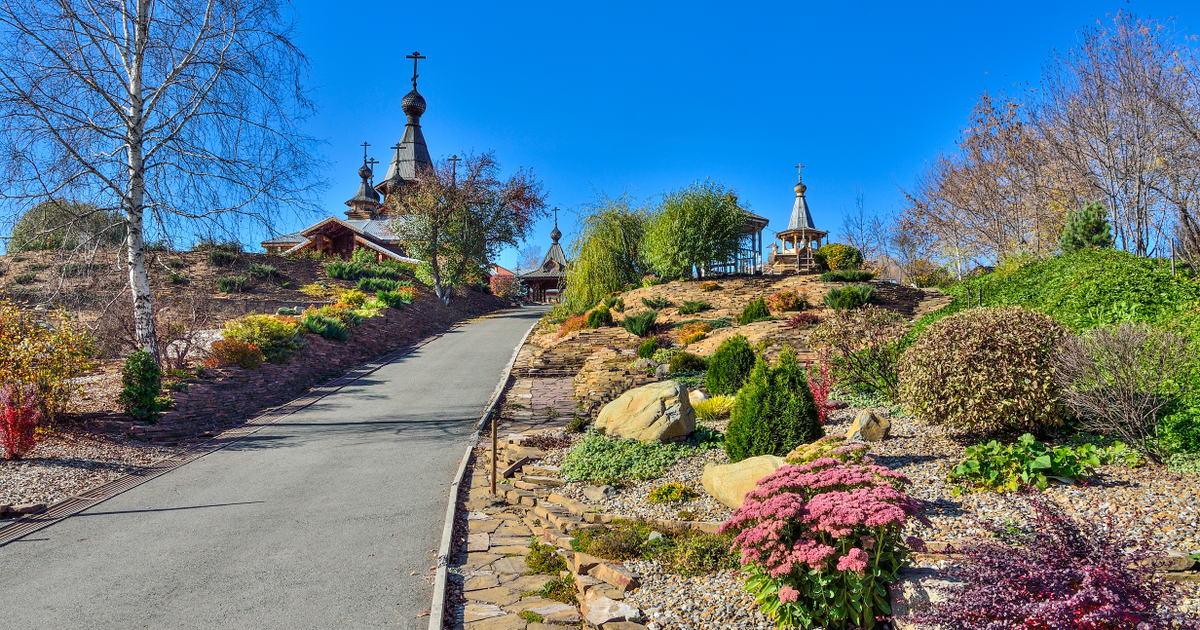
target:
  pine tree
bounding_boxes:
[1060,202,1114,253]
[724,345,824,462]
[706,334,757,396]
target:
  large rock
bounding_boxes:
[888,567,958,630]
[688,389,708,406]
[846,410,891,442]
[582,596,643,626]
[701,455,786,509]
[595,381,695,442]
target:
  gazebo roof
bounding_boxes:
[778,171,827,237]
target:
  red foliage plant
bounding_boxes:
[807,349,836,424]
[783,311,821,329]
[904,495,1200,630]
[206,339,265,369]
[766,289,808,312]
[1,383,41,459]
[556,314,588,340]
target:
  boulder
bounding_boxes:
[701,455,786,509]
[846,410,891,442]
[595,381,695,442]
[582,596,643,626]
[631,358,656,371]
[583,485,616,502]
[654,364,670,379]
[688,389,708,406]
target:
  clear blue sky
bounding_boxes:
[278,0,1199,269]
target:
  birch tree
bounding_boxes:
[0,0,320,360]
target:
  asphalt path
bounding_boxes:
[0,306,544,630]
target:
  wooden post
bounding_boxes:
[490,412,498,495]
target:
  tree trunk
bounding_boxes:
[126,0,158,362]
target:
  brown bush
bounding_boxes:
[89,292,215,369]
[808,306,908,399]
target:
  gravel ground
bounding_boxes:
[0,430,181,508]
[623,560,765,630]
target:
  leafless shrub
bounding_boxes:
[1054,323,1191,462]
[89,292,217,371]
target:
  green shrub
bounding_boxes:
[638,338,657,359]
[217,276,248,293]
[587,304,613,328]
[118,350,167,423]
[246,263,279,280]
[301,311,350,341]
[620,310,658,337]
[642,296,669,310]
[222,314,302,363]
[949,433,1140,492]
[738,296,771,325]
[808,307,909,399]
[358,277,407,292]
[678,300,710,315]
[899,307,1067,434]
[59,262,102,277]
[561,431,720,484]
[193,238,242,253]
[822,284,874,310]
[1060,201,1113,253]
[326,261,402,282]
[566,416,590,433]
[669,351,707,374]
[168,272,187,285]
[525,539,566,574]
[647,482,699,504]
[376,287,414,308]
[208,250,238,267]
[603,295,625,312]
[820,269,875,282]
[814,243,863,271]
[533,575,577,605]
[12,272,36,285]
[725,346,823,462]
[706,334,756,396]
[1167,453,1200,474]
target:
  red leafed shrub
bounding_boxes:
[556,314,588,339]
[1,383,41,459]
[720,457,925,629]
[783,311,821,329]
[206,339,265,369]
[808,349,836,424]
[904,495,1200,629]
[766,289,808,312]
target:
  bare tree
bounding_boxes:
[517,243,543,271]
[0,0,321,360]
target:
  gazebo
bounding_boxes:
[519,217,568,303]
[769,167,827,274]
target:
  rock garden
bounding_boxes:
[448,248,1200,630]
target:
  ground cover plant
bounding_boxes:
[646,482,699,503]
[809,306,908,400]
[720,457,924,629]
[556,314,588,339]
[905,496,1199,629]
[782,435,870,465]
[766,290,807,312]
[246,263,279,280]
[570,519,738,576]
[725,346,823,462]
[706,334,756,396]
[701,281,720,292]
[678,300,710,315]
[822,284,874,310]
[357,277,408,292]
[326,261,403,282]
[525,538,567,574]
[677,321,710,345]
[620,310,658,337]
[899,307,1066,434]
[820,269,874,282]
[560,429,721,484]
[641,296,669,310]
[949,433,1141,493]
[739,296,771,325]
[376,287,414,309]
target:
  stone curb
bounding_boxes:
[429,309,541,630]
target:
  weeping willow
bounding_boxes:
[557,195,649,317]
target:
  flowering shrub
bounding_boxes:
[766,290,808,312]
[556,314,588,339]
[641,274,662,287]
[678,322,711,346]
[720,458,924,629]
[1,383,40,459]
[207,339,264,369]
[701,281,720,292]
[0,301,94,424]
[905,496,1199,629]
[221,314,301,363]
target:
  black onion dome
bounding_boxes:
[401,89,427,118]
[358,164,373,180]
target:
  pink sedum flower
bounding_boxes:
[777,586,800,603]
[836,547,869,573]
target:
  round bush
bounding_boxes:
[587,304,613,328]
[222,314,301,363]
[706,334,756,396]
[898,307,1067,434]
[725,346,823,462]
[739,296,771,325]
[118,350,163,422]
[637,338,657,359]
[814,243,863,271]
[669,351,708,374]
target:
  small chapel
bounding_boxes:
[767,165,827,273]
[260,52,432,262]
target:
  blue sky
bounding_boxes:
[280,0,1199,269]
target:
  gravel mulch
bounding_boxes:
[623,560,764,630]
[0,430,181,508]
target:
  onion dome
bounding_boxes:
[401,89,427,118]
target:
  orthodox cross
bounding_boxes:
[406,51,426,88]
[795,162,805,182]
[448,154,461,185]
[553,207,558,227]
[366,157,378,179]
[361,141,370,161]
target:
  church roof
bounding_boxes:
[521,217,569,279]
[381,88,433,191]
[782,172,825,235]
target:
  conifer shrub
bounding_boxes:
[822,284,874,310]
[376,287,415,308]
[904,496,1198,629]
[301,311,350,341]
[738,296,771,325]
[642,296,669,310]
[678,300,710,315]
[1059,201,1113,253]
[207,339,264,369]
[119,350,169,422]
[706,334,756,396]
[221,314,302,363]
[326,261,402,282]
[701,281,720,292]
[820,269,875,282]
[720,457,923,629]
[898,307,1067,434]
[1,383,40,459]
[587,304,613,328]
[637,338,657,359]
[669,351,707,374]
[814,243,864,271]
[357,277,407,293]
[620,310,658,337]
[208,250,238,267]
[603,294,625,312]
[725,346,824,462]
[217,275,248,293]
[246,263,279,279]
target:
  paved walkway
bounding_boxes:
[0,307,544,630]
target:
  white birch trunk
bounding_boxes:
[126,0,158,361]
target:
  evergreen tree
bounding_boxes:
[706,334,757,396]
[725,345,824,462]
[1060,202,1114,253]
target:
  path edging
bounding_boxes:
[428,309,540,630]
